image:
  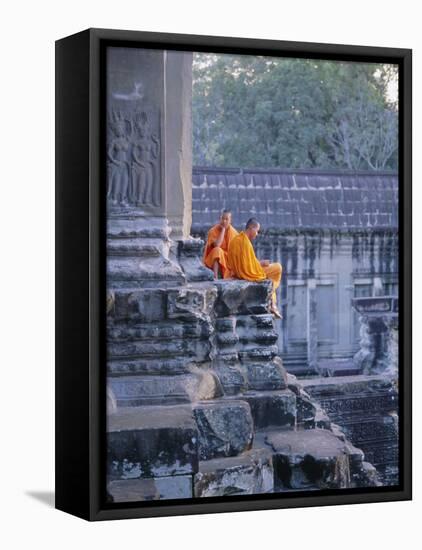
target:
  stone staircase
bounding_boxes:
[106,276,381,502]
[299,375,399,486]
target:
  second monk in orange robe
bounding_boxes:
[203,210,239,279]
[228,217,283,319]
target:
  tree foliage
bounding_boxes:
[192,54,398,170]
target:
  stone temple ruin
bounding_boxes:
[105,47,398,502]
[191,167,399,486]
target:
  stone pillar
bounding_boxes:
[106,46,197,289]
[307,278,319,372]
[165,51,193,241]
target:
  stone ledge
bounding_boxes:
[194,448,273,497]
[108,475,193,503]
[107,404,198,479]
[193,400,253,460]
[108,371,223,407]
[224,390,296,430]
[264,428,358,490]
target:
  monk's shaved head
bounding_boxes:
[245,218,260,241]
[245,217,260,230]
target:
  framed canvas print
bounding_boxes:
[55,28,412,521]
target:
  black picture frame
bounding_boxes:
[55,27,412,521]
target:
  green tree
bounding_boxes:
[192,54,398,170]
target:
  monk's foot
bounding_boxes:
[270,304,283,320]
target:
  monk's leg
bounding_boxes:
[204,247,228,280]
[263,263,283,318]
[263,263,282,304]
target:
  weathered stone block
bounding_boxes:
[154,475,193,499]
[107,405,198,479]
[106,216,171,240]
[194,449,273,497]
[214,280,272,317]
[286,373,317,427]
[107,475,194,502]
[107,237,164,258]
[107,257,186,289]
[212,362,247,395]
[215,317,236,332]
[244,359,287,391]
[266,428,354,490]
[236,314,278,346]
[193,400,253,460]
[107,336,212,362]
[238,346,278,361]
[231,390,296,430]
[356,462,382,487]
[107,357,193,376]
[216,332,240,347]
[178,239,215,282]
[109,370,223,407]
[167,285,217,320]
[107,319,212,342]
[126,289,167,322]
[314,406,331,429]
[108,478,160,502]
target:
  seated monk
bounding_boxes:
[203,209,238,279]
[228,217,283,319]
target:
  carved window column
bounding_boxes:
[307,278,319,372]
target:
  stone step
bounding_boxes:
[108,371,223,407]
[211,356,288,395]
[107,357,195,376]
[107,475,193,503]
[238,345,278,361]
[193,400,254,460]
[107,257,186,288]
[317,359,363,377]
[108,320,209,341]
[235,314,276,330]
[194,448,274,497]
[299,374,398,486]
[224,390,297,430]
[211,362,247,396]
[108,286,217,324]
[260,427,371,490]
[107,237,167,258]
[107,404,198,480]
[177,239,215,283]
[243,357,288,391]
[107,337,211,362]
[282,363,320,377]
[106,219,171,240]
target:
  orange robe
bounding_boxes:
[203,224,238,279]
[227,231,282,304]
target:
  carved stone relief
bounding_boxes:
[107,108,161,208]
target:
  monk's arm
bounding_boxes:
[213,226,226,248]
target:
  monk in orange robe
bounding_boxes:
[203,210,239,279]
[228,217,283,319]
